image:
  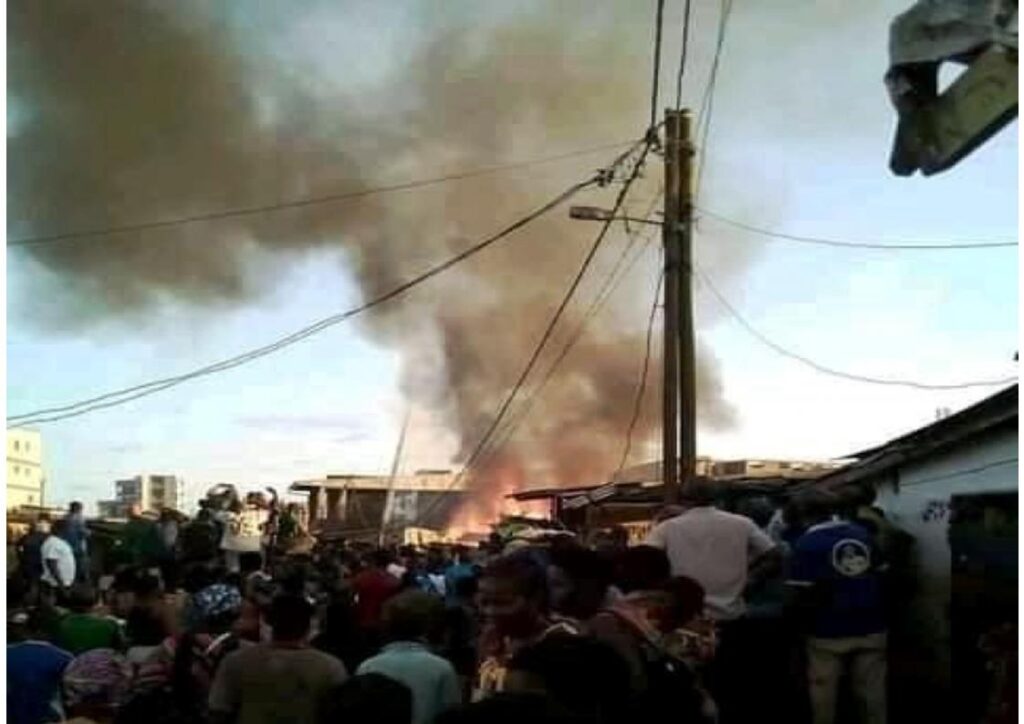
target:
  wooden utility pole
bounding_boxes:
[662,109,695,503]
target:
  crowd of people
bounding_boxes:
[7,480,904,724]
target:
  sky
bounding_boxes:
[6,0,1019,513]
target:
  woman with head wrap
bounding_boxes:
[162,581,247,719]
[62,649,133,724]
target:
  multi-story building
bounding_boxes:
[98,474,182,516]
[291,469,467,541]
[7,428,45,511]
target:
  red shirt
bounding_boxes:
[352,569,400,628]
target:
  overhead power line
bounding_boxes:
[412,140,655,528]
[7,170,612,427]
[7,139,637,249]
[483,194,662,462]
[674,0,693,109]
[697,208,1018,250]
[616,265,664,477]
[695,0,734,200]
[650,0,666,130]
[694,262,1018,391]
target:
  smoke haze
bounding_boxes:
[9,1,748,516]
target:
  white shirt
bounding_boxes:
[219,508,267,553]
[646,506,775,621]
[40,535,76,587]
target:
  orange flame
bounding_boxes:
[445,458,548,539]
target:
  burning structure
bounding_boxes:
[10,3,763,523]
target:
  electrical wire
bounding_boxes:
[674,0,693,109]
[615,265,664,477]
[478,184,664,467]
[695,0,734,200]
[898,457,1018,488]
[7,172,610,427]
[412,140,655,528]
[484,206,661,462]
[696,208,1018,250]
[8,139,637,249]
[693,262,1018,391]
[650,0,666,130]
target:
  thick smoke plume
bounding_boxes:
[9,1,745,522]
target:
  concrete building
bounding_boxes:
[815,384,1017,723]
[98,474,182,516]
[291,469,467,541]
[611,456,839,483]
[6,428,45,511]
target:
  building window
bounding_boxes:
[13,465,20,475]
[25,442,30,453]
[13,440,20,452]
[27,495,34,504]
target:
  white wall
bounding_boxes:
[875,425,1017,683]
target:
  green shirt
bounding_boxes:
[54,613,123,655]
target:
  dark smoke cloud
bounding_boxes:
[9,1,747,510]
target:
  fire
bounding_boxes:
[444,457,549,539]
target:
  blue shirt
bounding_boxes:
[357,641,461,724]
[62,515,88,556]
[788,519,886,639]
[7,641,74,724]
[443,562,476,605]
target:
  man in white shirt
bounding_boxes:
[646,481,779,621]
[646,479,781,724]
[219,502,268,573]
[40,518,77,600]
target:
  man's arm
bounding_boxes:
[745,523,782,589]
[783,539,828,627]
[44,556,69,588]
[644,521,667,549]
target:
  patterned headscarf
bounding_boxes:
[192,583,242,622]
[63,649,133,708]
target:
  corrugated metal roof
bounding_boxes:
[814,384,1017,490]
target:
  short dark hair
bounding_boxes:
[50,517,69,535]
[322,674,412,724]
[70,501,83,513]
[370,549,392,568]
[548,546,611,590]
[615,545,670,594]
[795,489,840,523]
[482,552,548,606]
[381,590,442,642]
[681,478,718,506]
[66,583,99,613]
[267,594,314,641]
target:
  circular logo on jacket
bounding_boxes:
[831,538,871,577]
